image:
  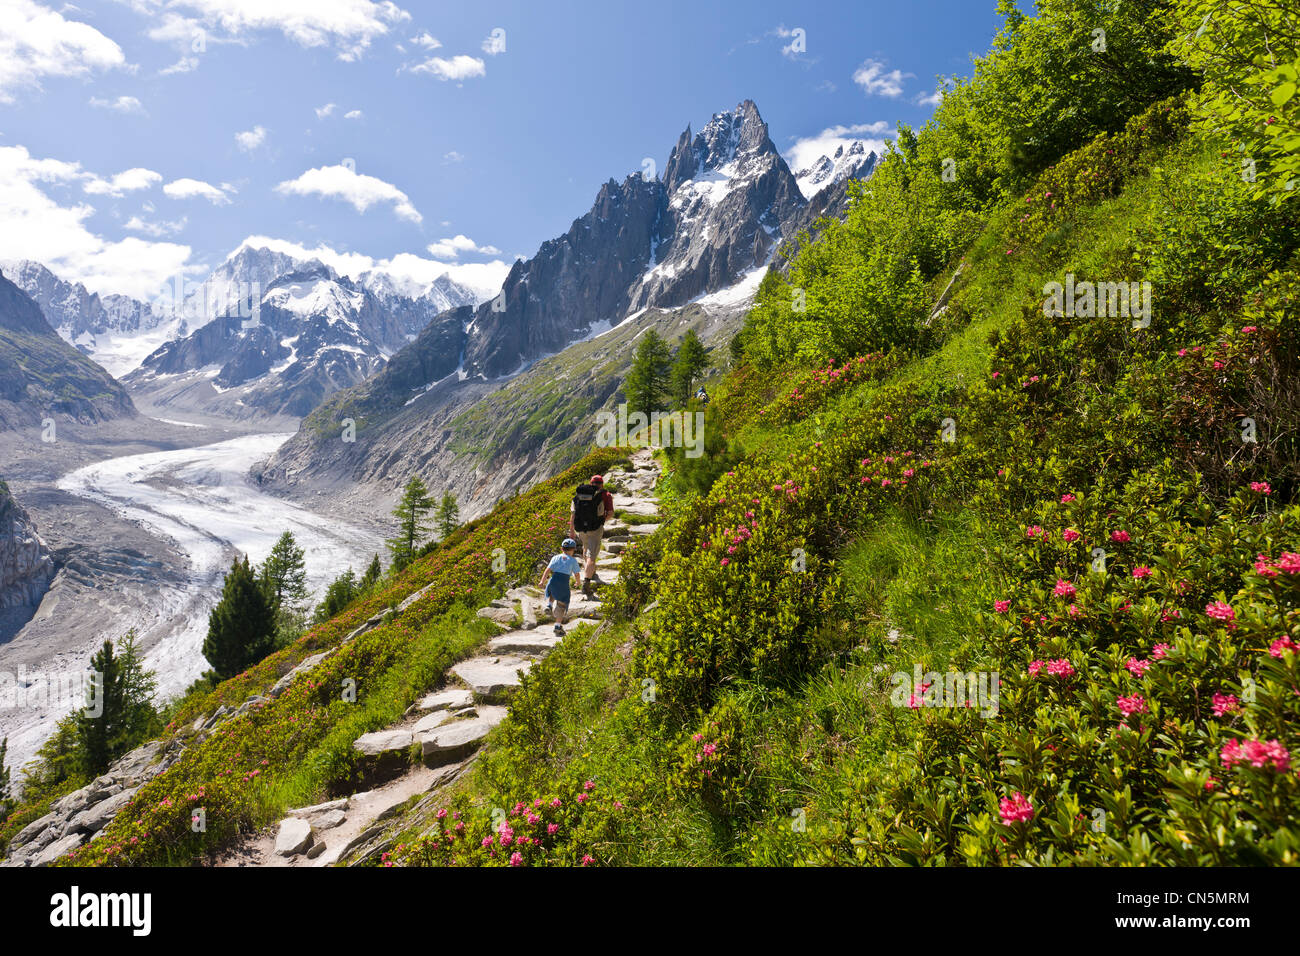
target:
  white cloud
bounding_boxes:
[411,31,440,48]
[786,122,892,179]
[235,125,268,150]
[163,177,232,204]
[426,235,501,260]
[442,150,464,163]
[0,145,192,299]
[135,0,410,62]
[771,25,806,59]
[853,59,910,98]
[314,102,336,119]
[344,109,363,120]
[235,235,509,302]
[159,55,200,75]
[0,0,127,104]
[84,167,163,197]
[481,29,505,55]
[124,214,188,237]
[274,164,421,223]
[410,54,485,81]
[89,94,146,114]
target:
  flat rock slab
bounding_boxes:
[476,605,516,626]
[412,709,457,735]
[274,818,315,856]
[68,788,138,834]
[414,688,474,714]
[313,809,347,830]
[420,706,509,765]
[628,524,660,535]
[451,656,532,702]
[352,729,413,756]
[33,832,85,867]
[489,630,564,656]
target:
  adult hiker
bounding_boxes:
[696,385,710,406]
[569,474,615,598]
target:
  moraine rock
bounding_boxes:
[0,482,56,610]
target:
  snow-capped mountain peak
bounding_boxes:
[794,140,878,199]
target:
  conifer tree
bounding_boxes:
[388,476,435,569]
[435,492,460,540]
[203,556,276,680]
[75,632,157,776]
[670,328,709,404]
[260,531,309,634]
[359,554,383,593]
[624,329,673,425]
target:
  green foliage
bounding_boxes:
[669,328,709,404]
[314,567,359,623]
[203,557,276,681]
[623,329,673,421]
[74,633,159,778]
[359,554,383,593]
[435,492,460,540]
[388,476,435,570]
[260,531,309,643]
[1173,0,1300,203]
[0,738,11,820]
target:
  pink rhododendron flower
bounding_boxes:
[581,854,595,866]
[1221,738,1291,772]
[1068,603,1083,619]
[1125,658,1151,677]
[1250,481,1272,494]
[1026,525,1043,538]
[994,600,1011,613]
[1053,579,1076,598]
[1028,660,1044,678]
[1152,643,1172,659]
[999,792,1034,825]
[1110,530,1130,543]
[1132,566,1151,579]
[510,852,523,867]
[1255,554,1279,577]
[1211,694,1240,717]
[1278,553,1300,574]
[547,823,558,835]
[1205,601,1235,622]
[1062,528,1080,542]
[1269,636,1299,658]
[1060,493,1075,503]
[1117,694,1148,716]
[1045,659,1075,678]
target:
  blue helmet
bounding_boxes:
[562,538,578,549]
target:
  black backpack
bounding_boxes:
[572,484,604,532]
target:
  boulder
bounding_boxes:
[313,809,347,830]
[412,710,457,735]
[8,811,57,850]
[476,605,516,626]
[68,788,137,835]
[274,818,315,857]
[32,832,84,867]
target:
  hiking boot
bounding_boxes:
[582,578,594,599]
[554,624,565,636]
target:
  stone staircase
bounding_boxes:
[255,447,662,866]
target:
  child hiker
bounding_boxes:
[539,538,583,636]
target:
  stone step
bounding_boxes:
[487,618,601,655]
[411,687,474,715]
[351,729,413,756]
[451,656,532,703]
[476,605,516,626]
[420,706,508,766]
[596,554,622,567]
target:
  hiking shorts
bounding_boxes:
[577,528,603,559]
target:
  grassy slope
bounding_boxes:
[379,106,1300,866]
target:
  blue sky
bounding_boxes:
[0,0,1029,301]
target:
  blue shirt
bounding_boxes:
[548,554,582,577]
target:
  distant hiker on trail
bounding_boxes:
[569,474,614,599]
[696,385,710,406]
[539,538,583,636]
